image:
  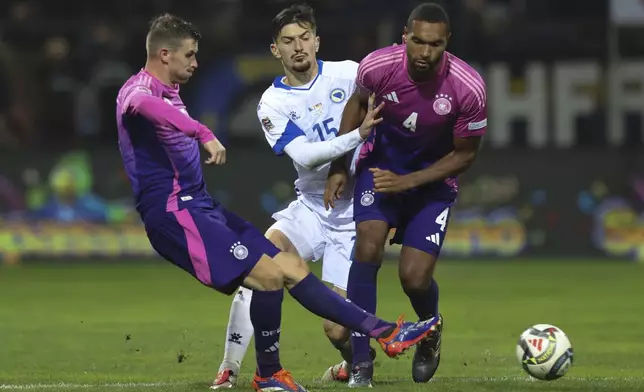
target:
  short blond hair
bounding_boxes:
[146,13,201,56]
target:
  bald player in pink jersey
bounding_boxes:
[116,13,443,392]
[324,3,486,387]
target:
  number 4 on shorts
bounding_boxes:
[426,208,449,246]
[435,207,449,232]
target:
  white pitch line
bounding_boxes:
[0,382,186,390]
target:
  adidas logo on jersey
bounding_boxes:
[426,233,441,246]
[382,92,399,103]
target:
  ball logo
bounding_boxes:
[230,241,249,260]
[433,93,452,115]
[330,88,346,103]
[527,338,544,352]
[520,328,558,365]
[360,190,375,206]
[516,324,573,381]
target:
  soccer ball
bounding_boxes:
[515,324,573,380]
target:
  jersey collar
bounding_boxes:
[140,68,180,97]
[273,60,324,90]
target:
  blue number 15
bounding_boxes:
[313,117,337,141]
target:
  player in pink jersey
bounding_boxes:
[117,13,443,392]
[324,3,486,387]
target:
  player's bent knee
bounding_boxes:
[270,251,310,288]
[354,220,389,263]
[323,319,350,345]
[399,263,432,290]
[354,235,386,264]
[356,220,390,244]
[399,249,437,290]
[399,265,434,290]
[245,254,285,291]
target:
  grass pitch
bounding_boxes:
[1,259,643,391]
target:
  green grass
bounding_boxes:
[0,259,643,391]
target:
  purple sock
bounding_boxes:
[406,278,439,320]
[288,273,393,340]
[250,289,284,377]
[347,261,380,366]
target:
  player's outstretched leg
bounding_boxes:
[270,251,440,356]
[267,213,376,383]
[243,252,441,392]
[211,287,254,389]
[265,226,359,383]
[399,236,445,382]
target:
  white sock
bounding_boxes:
[218,287,254,373]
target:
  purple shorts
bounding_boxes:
[353,168,454,256]
[144,204,280,295]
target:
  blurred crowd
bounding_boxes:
[0,0,612,149]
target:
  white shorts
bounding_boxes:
[269,198,355,290]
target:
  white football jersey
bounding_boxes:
[258,60,359,218]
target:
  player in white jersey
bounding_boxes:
[211,4,384,389]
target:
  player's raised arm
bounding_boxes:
[258,101,379,170]
[127,88,215,144]
[125,88,226,165]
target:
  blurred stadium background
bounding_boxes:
[1,0,644,391]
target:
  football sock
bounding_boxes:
[331,334,377,365]
[288,273,394,342]
[331,336,354,364]
[406,278,439,320]
[250,289,284,377]
[219,287,254,373]
[347,261,380,366]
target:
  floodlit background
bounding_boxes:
[0,1,643,391]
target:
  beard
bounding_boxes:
[291,59,312,73]
[407,49,443,74]
[412,58,438,72]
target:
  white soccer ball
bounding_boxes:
[515,324,573,380]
